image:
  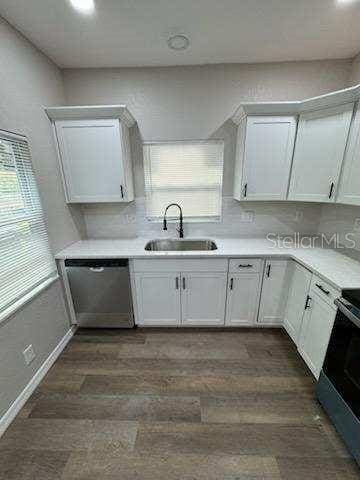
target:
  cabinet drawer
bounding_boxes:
[310,275,340,309]
[133,258,228,273]
[229,258,263,274]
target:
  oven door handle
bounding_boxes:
[335,298,360,329]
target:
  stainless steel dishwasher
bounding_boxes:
[65,259,134,328]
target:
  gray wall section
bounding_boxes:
[63,60,351,198]
[0,281,69,418]
[0,17,84,420]
[349,53,360,86]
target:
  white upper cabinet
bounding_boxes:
[46,105,136,204]
[234,116,297,201]
[55,119,134,203]
[288,103,354,203]
[337,102,360,205]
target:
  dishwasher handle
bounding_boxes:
[65,258,129,268]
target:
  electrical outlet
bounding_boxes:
[240,211,255,223]
[354,218,360,231]
[295,211,303,222]
[23,344,36,365]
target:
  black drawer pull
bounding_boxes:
[230,278,234,290]
[315,283,330,296]
[238,264,253,268]
[304,295,312,310]
[266,264,271,278]
[243,183,248,198]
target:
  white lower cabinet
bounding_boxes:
[283,262,312,344]
[257,260,292,325]
[134,272,181,326]
[298,291,337,379]
[133,260,228,326]
[181,273,227,326]
[225,273,262,326]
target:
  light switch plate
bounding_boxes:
[354,218,360,231]
[240,211,255,223]
[23,344,36,365]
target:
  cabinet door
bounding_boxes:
[337,103,360,205]
[241,116,297,200]
[225,274,261,326]
[181,273,227,326]
[298,294,336,378]
[134,273,181,326]
[283,262,312,345]
[258,260,292,325]
[55,119,128,203]
[288,104,354,202]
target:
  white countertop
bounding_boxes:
[55,237,360,291]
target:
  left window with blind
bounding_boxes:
[0,130,56,316]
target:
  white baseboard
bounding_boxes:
[0,326,76,438]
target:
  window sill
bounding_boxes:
[0,274,59,327]
[146,216,222,224]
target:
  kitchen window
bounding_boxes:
[143,141,224,220]
[0,130,56,317]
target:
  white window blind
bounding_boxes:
[143,141,224,220]
[0,130,56,315]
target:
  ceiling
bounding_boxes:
[1,0,360,68]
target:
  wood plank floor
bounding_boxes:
[1,328,359,479]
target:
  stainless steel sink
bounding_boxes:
[145,239,217,251]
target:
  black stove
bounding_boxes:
[317,288,360,465]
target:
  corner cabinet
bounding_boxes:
[337,102,360,205]
[298,275,340,378]
[288,103,354,203]
[283,262,312,344]
[45,105,136,203]
[258,259,292,325]
[234,116,297,201]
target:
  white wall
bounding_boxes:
[0,17,84,421]
[349,53,360,86]
[317,204,360,251]
[63,60,350,238]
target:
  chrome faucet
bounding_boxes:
[163,203,184,238]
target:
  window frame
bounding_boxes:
[0,129,58,324]
[143,139,225,222]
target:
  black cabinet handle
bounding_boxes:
[120,185,124,199]
[238,264,253,268]
[230,278,234,290]
[182,277,186,290]
[266,264,271,278]
[304,295,312,310]
[243,183,248,198]
[175,277,179,290]
[328,182,334,199]
[315,283,330,296]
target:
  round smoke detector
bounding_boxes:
[167,34,190,51]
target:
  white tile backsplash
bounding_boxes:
[83,197,322,239]
[317,204,360,250]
